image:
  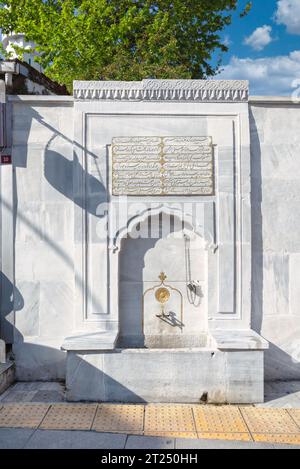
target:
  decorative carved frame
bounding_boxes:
[72,80,251,335]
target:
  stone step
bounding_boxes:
[0,362,15,395]
[0,339,5,364]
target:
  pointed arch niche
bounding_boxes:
[109,205,212,348]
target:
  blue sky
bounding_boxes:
[217,0,300,95]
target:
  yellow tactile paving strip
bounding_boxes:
[240,407,300,434]
[145,405,195,433]
[92,404,144,434]
[144,405,197,439]
[193,406,251,442]
[197,432,252,442]
[0,404,50,428]
[252,434,300,445]
[40,404,98,431]
[0,403,300,445]
[193,406,248,433]
[144,431,198,439]
[288,409,300,427]
[239,407,300,445]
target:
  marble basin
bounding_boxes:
[63,330,268,404]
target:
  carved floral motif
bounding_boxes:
[74,80,248,102]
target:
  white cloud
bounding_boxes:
[275,0,300,35]
[223,35,232,47]
[244,25,273,51]
[218,51,300,96]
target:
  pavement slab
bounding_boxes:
[40,403,97,431]
[126,435,175,449]
[144,404,196,435]
[24,429,127,449]
[0,428,35,449]
[92,404,144,434]
[240,407,300,434]
[0,403,50,429]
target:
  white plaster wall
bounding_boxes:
[10,98,74,380]
[250,102,300,380]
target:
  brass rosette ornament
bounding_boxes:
[142,272,184,332]
[155,287,170,304]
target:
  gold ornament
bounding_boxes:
[155,287,170,304]
[158,272,167,283]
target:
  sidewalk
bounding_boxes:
[0,427,298,449]
[0,381,300,449]
[0,401,300,447]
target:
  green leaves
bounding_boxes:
[240,2,252,18]
[0,0,249,91]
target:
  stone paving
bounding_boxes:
[0,428,298,449]
[0,381,65,404]
[0,381,300,447]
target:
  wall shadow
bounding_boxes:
[2,340,148,402]
[118,231,158,348]
[12,341,66,382]
[0,272,24,344]
[249,108,263,334]
[265,342,300,382]
[1,104,107,347]
[44,149,106,217]
[13,105,106,216]
[67,353,146,403]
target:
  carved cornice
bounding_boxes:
[73,79,249,102]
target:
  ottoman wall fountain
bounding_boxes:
[62,80,268,403]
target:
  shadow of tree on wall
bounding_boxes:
[13,104,106,217]
[5,104,107,326]
[44,150,106,217]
